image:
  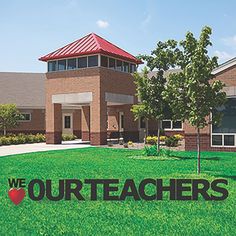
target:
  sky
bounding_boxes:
[0,0,236,72]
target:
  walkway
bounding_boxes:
[0,140,91,157]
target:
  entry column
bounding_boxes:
[81,106,90,141]
[46,103,62,144]
[90,97,107,145]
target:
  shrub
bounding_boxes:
[145,136,157,145]
[26,134,36,143]
[173,134,184,141]
[165,136,178,147]
[143,145,174,157]
[62,134,77,141]
[0,133,46,146]
[9,136,20,145]
[145,135,167,144]
[35,133,46,143]
[160,135,167,141]
[17,135,27,144]
[159,148,173,157]
[143,145,159,156]
[128,141,133,146]
[0,136,11,145]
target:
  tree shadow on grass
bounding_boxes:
[172,155,220,161]
[213,174,236,181]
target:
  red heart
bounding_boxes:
[8,188,25,205]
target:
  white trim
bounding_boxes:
[212,57,236,75]
[62,113,73,133]
[211,97,236,148]
[211,133,236,148]
[119,112,124,132]
[52,92,93,104]
[161,120,183,131]
[139,117,146,130]
[17,106,45,109]
[98,54,101,67]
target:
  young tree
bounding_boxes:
[165,26,226,174]
[0,104,22,135]
[131,67,155,140]
[134,40,178,152]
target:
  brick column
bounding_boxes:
[90,97,107,145]
[81,106,90,141]
[123,105,139,142]
[46,103,62,144]
[73,109,81,138]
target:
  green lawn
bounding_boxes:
[0,147,235,235]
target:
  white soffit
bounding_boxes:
[52,92,93,104]
[212,57,236,75]
[105,92,134,104]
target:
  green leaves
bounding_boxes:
[0,104,22,134]
[165,26,226,129]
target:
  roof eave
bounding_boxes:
[39,50,143,64]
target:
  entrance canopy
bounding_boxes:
[52,92,134,106]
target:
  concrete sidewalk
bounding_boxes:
[0,140,91,157]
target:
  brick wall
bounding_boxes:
[185,133,236,152]
[184,64,236,151]
[6,109,45,134]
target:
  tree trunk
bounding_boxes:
[3,126,6,136]
[146,119,149,137]
[197,128,201,175]
[157,120,161,153]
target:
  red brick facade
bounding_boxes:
[45,67,140,145]
[184,65,236,152]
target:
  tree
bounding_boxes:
[0,104,22,135]
[133,40,178,152]
[164,26,226,174]
[131,67,153,139]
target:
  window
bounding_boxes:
[19,113,31,122]
[88,55,98,67]
[212,98,236,147]
[212,135,223,146]
[64,116,71,129]
[109,58,116,69]
[101,56,108,67]
[123,62,129,72]
[58,60,66,71]
[224,135,235,146]
[162,120,172,129]
[140,117,146,129]
[130,64,136,73]
[67,58,77,70]
[120,114,124,129]
[78,57,87,68]
[162,120,182,130]
[116,60,123,71]
[48,61,57,72]
[173,121,182,129]
[212,98,236,133]
[119,112,124,131]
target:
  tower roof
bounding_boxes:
[39,33,142,64]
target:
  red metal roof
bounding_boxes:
[39,33,142,64]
